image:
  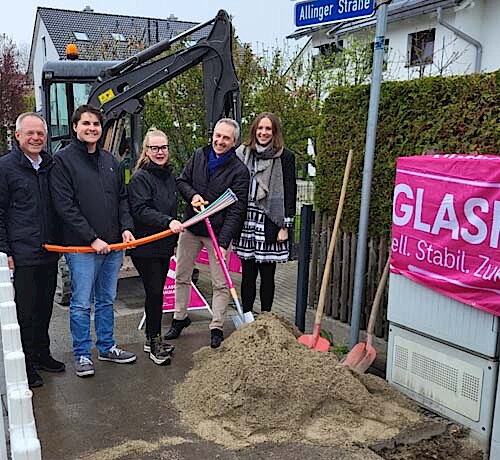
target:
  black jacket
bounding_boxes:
[50,139,134,246]
[128,163,178,258]
[263,148,297,244]
[0,145,59,266]
[177,145,250,249]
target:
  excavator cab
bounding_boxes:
[40,60,141,182]
[40,9,240,161]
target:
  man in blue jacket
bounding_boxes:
[165,118,249,348]
[0,112,65,388]
[51,105,136,378]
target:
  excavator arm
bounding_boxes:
[87,9,241,151]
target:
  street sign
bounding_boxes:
[294,0,375,28]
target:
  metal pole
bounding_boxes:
[349,0,390,349]
[295,204,313,332]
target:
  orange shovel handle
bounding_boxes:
[44,228,174,253]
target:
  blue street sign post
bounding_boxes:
[295,0,375,28]
[350,0,391,349]
[292,0,392,351]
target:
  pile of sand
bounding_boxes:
[173,313,421,449]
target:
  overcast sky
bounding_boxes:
[1,1,305,53]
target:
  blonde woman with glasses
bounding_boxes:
[128,129,183,366]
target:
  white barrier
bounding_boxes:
[0,253,41,459]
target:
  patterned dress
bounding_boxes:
[234,154,289,263]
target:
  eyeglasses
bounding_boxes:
[147,145,169,153]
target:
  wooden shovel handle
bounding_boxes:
[314,149,353,332]
[366,256,391,335]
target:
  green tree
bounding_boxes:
[142,38,321,175]
[0,34,29,152]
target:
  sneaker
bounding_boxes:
[149,337,171,366]
[27,367,44,388]
[98,345,137,364]
[144,338,175,354]
[164,316,191,340]
[210,328,224,349]
[35,355,66,373]
[74,356,95,377]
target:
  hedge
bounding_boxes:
[316,71,500,237]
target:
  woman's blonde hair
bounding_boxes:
[134,128,169,173]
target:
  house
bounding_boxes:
[28,6,210,110]
[287,0,499,81]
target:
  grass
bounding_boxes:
[320,329,349,357]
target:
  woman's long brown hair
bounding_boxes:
[245,112,284,151]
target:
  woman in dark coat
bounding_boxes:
[128,129,183,365]
[234,112,297,313]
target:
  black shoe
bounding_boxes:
[164,317,191,340]
[149,336,172,366]
[36,355,66,373]
[27,368,44,388]
[145,338,175,354]
[210,328,224,349]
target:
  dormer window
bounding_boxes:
[111,33,126,42]
[73,31,89,41]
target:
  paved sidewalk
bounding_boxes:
[19,261,389,459]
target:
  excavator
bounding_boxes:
[38,9,241,303]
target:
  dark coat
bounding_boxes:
[177,145,250,249]
[263,148,297,244]
[127,163,178,258]
[50,139,134,246]
[0,145,59,266]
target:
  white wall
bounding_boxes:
[304,0,499,83]
[478,0,500,72]
[32,19,59,111]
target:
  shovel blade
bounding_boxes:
[298,333,330,353]
[243,312,255,323]
[231,313,244,329]
[351,345,377,373]
[341,342,376,373]
[340,343,367,368]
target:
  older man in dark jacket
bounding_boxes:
[0,112,65,388]
[164,118,250,348]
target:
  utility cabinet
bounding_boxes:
[387,273,499,447]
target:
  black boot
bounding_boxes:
[164,317,191,340]
[149,336,171,366]
[210,328,224,349]
[36,354,65,373]
[27,364,44,388]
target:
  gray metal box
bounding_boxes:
[387,323,498,446]
[489,365,500,459]
[387,273,499,358]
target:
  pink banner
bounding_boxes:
[391,154,500,316]
[162,257,210,312]
[196,247,242,274]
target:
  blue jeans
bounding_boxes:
[65,251,123,359]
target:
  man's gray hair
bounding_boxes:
[215,118,240,143]
[15,112,48,133]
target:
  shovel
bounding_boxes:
[298,149,353,352]
[196,203,255,329]
[341,256,390,373]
